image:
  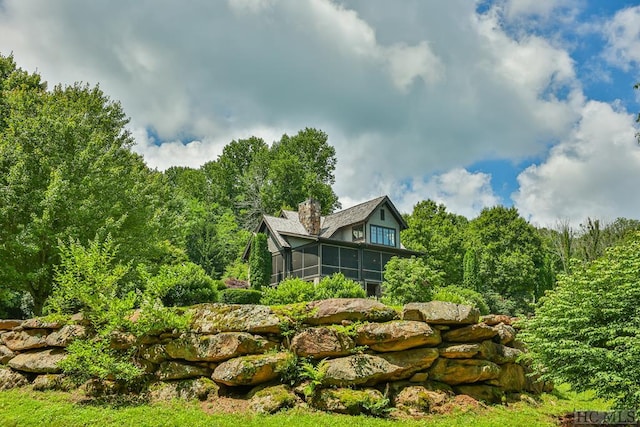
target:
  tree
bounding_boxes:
[249,233,271,290]
[0,54,175,314]
[401,200,468,286]
[382,256,442,305]
[464,206,551,314]
[264,128,340,215]
[522,232,640,407]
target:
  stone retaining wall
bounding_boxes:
[0,299,548,416]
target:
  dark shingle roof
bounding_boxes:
[262,195,406,245]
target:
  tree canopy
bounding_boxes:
[0,54,175,314]
[522,232,640,408]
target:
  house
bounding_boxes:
[245,195,420,297]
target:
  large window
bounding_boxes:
[321,244,360,280]
[370,225,396,247]
[291,245,319,279]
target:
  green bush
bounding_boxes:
[382,256,442,305]
[432,285,490,314]
[314,273,365,300]
[45,236,189,387]
[260,278,315,305]
[220,288,263,304]
[154,262,219,307]
[521,232,640,408]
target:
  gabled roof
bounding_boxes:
[320,195,408,238]
[260,195,407,243]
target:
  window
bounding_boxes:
[380,209,385,221]
[271,254,284,284]
[321,244,360,280]
[352,224,364,242]
[291,245,319,279]
[370,225,396,247]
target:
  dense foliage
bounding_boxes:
[521,232,640,408]
[381,256,441,305]
[260,278,316,305]
[259,273,365,305]
[46,237,188,384]
[313,273,366,300]
[0,54,175,315]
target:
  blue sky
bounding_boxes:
[1,0,639,226]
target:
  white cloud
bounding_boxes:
[395,169,500,218]
[499,0,578,21]
[2,0,637,224]
[603,6,640,71]
[513,100,640,227]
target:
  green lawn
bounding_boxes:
[0,386,609,427]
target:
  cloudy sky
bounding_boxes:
[1,0,639,226]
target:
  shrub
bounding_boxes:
[314,273,365,300]
[521,232,640,408]
[260,278,315,305]
[220,288,263,305]
[45,236,189,387]
[432,285,490,314]
[223,259,249,282]
[153,262,218,307]
[382,256,442,305]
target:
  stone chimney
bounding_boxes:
[298,198,321,235]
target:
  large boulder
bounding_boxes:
[45,324,86,347]
[290,327,355,358]
[165,332,272,362]
[303,299,397,325]
[156,361,211,380]
[212,352,293,386]
[147,378,221,402]
[322,347,439,386]
[493,323,517,345]
[392,384,449,415]
[21,319,63,329]
[8,348,67,374]
[481,314,515,326]
[477,341,523,364]
[0,345,15,364]
[2,329,49,351]
[0,368,29,390]
[248,384,299,414]
[189,304,281,334]
[0,320,21,330]
[442,323,497,342]
[312,387,386,415]
[454,384,504,404]
[487,363,526,392]
[355,321,441,352]
[438,343,481,359]
[138,344,168,364]
[32,374,75,391]
[402,302,480,325]
[428,358,501,385]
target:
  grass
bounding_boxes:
[0,385,609,427]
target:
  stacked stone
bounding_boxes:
[0,299,547,416]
